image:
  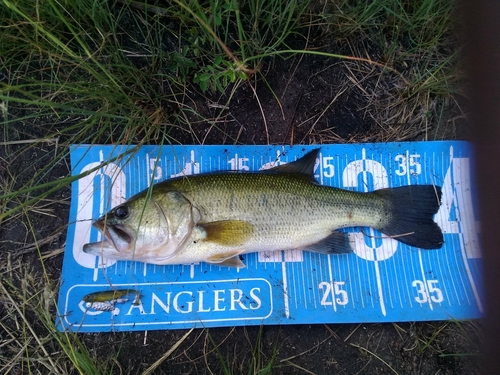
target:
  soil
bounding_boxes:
[167,36,466,147]
[0,18,480,375]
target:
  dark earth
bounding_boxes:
[0,7,481,375]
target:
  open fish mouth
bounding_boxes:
[83,220,134,255]
[82,238,116,255]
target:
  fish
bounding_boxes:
[83,149,443,268]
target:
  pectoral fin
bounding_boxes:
[207,250,246,268]
[303,231,353,254]
[198,220,254,247]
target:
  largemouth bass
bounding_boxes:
[83,149,443,268]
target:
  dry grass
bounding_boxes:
[0,0,476,373]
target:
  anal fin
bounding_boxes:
[303,231,353,254]
[213,256,246,268]
[207,250,246,268]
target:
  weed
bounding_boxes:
[0,0,473,373]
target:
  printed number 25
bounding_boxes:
[314,156,335,178]
[319,281,348,306]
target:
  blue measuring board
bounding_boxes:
[56,142,482,332]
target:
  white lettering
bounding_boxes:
[173,291,193,313]
[249,288,262,310]
[230,289,248,310]
[213,290,226,312]
[197,291,211,312]
[119,281,270,317]
[126,301,146,315]
[150,292,170,314]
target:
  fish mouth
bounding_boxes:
[91,220,134,253]
[83,239,116,255]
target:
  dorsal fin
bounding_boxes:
[268,149,320,177]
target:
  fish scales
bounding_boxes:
[83,149,443,267]
[163,172,387,252]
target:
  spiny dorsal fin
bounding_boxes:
[268,149,320,177]
[198,220,254,247]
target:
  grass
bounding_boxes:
[0,0,474,373]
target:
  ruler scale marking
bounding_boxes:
[58,142,482,331]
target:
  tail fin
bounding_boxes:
[376,185,443,249]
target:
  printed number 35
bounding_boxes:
[412,279,444,304]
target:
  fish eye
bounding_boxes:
[114,205,129,219]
